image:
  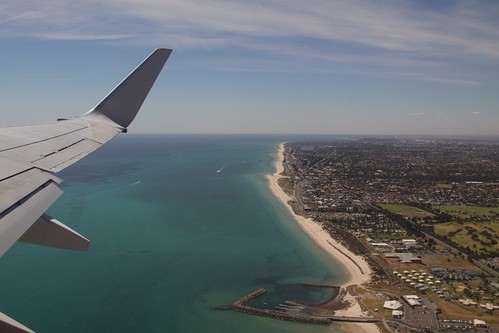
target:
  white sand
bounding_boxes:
[341,323,382,333]
[266,143,371,288]
[267,143,381,333]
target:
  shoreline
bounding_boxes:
[266,143,380,333]
[266,143,372,288]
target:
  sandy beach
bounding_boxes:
[266,143,380,333]
[266,143,371,287]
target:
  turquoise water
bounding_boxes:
[0,135,347,332]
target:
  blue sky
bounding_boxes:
[1,0,498,136]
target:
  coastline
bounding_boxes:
[266,143,380,333]
[266,143,371,288]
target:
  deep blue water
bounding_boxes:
[0,134,348,332]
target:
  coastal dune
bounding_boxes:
[266,143,380,333]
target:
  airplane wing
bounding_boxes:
[0,48,171,332]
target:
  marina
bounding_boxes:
[216,286,380,326]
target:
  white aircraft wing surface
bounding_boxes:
[0,48,171,332]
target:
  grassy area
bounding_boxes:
[353,286,367,295]
[433,221,499,255]
[421,254,482,271]
[436,299,499,327]
[387,254,481,272]
[434,205,499,218]
[360,295,390,318]
[421,254,479,271]
[427,288,499,326]
[380,204,434,218]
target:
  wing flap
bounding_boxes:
[0,156,33,180]
[0,168,61,214]
[0,181,63,257]
[0,312,35,333]
[19,214,90,251]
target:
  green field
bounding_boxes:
[380,204,434,218]
[434,221,499,255]
[434,206,499,219]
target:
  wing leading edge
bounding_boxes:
[0,49,171,332]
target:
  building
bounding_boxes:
[402,295,421,307]
[385,253,422,263]
[402,239,417,246]
[473,319,487,328]
[392,310,404,319]
[384,300,403,310]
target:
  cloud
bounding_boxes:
[1,0,499,80]
[472,112,481,115]
[399,73,481,86]
[33,32,133,41]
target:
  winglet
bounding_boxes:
[84,48,172,128]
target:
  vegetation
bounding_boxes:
[434,221,499,256]
[436,299,499,327]
[353,286,367,295]
[360,296,388,317]
[276,177,295,197]
[379,204,434,218]
[421,254,481,271]
[434,206,499,219]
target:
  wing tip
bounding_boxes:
[83,48,172,128]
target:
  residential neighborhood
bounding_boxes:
[281,138,499,332]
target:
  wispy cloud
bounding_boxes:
[399,73,481,86]
[2,0,498,81]
[32,32,133,41]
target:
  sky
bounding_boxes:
[1,0,498,136]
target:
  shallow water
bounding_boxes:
[0,134,348,332]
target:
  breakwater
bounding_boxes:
[216,288,332,325]
[300,282,339,288]
[327,240,365,274]
[216,287,380,326]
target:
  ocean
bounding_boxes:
[0,134,348,333]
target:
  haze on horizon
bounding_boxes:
[1,0,498,136]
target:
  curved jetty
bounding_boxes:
[301,282,340,288]
[216,287,380,326]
